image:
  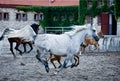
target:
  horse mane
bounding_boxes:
[64,25,87,36]
[31,23,39,34]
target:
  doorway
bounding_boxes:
[112,15,117,35]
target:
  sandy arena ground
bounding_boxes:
[0,52,120,81]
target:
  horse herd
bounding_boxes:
[0,23,104,74]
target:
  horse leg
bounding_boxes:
[81,47,85,53]
[9,42,16,58]
[94,44,98,50]
[50,55,62,68]
[97,43,100,51]
[56,54,75,73]
[50,57,57,68]
[74,55,79,67]
[70,55,76,68]
[36,49,49,73]
[23,43,26,53]
[27,42,33,53]
[55,58,68,73]
[57,57,62,68]
[81,43,87,53]
[15,43,23,55]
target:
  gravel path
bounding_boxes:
[0,52,120,81]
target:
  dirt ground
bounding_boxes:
[0,52,120,81]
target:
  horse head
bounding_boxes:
[97,30,104,38]
[0,28,10,40]
[31,23,40,34]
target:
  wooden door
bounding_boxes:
[101,13,109,35]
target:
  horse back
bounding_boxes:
[8,37,27,43]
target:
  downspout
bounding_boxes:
[109,13,112,35]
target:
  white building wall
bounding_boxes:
[93,17,101,32]
[0,8,39,31]
[117,18,120,36]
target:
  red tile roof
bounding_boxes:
[0,0,79,7]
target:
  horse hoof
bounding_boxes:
[19,53,22,56]
[58,65,62,68]
[27,51,31,53]
[71,64,76,68]
[45,67,49,73]
[75,64,79,67]
[54,71,58,75]
[19,52,23,56]
[27,51,30,53]
[20,62,25,66]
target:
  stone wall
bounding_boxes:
[85,35,120,52]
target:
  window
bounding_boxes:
[107,0,114,6]
[53,16,57,21]
[34,13,44,21]
[98,0,102,7]
[16,13,21,21]
[86,15,93,24]
[61,15,65,21]
[22,13,27,21]
[88,0,92,7]
[34,14,39,21]
[40,14,44,20]
[0,12,9,21]
[0,13,2,20]
[3,13,9,20]
[16,13,27,21]
[69,15,73,21]
[97,15,101,25]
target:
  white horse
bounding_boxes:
[35,25,98,73]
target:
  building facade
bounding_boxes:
[0,7,44,31]
[0,0,120,36]
[0,0,78,31]
[86,0,117,35]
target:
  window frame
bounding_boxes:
[16,13,21,21]
[34,13,44,21]
[22,13,27,21]
[16,13,27,21]
[3,12,9,21]
[0,12,2,20]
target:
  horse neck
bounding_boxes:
[72,29,87,45]
[31,26,39,34]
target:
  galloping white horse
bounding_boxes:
[35,25,98,74]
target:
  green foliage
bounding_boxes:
[87,0,110,17]
[114,0,120,20]
[87,0,98,17]
[16,0,120,27]
[78,0,87,25]
[17,6,78,27]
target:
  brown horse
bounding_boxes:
[50,53,79,68]
[0,23,39,57]
[81,30,104,52]
[8,38,33,56]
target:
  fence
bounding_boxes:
[45,27,73,34]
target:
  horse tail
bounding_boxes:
[0,28,10,41]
